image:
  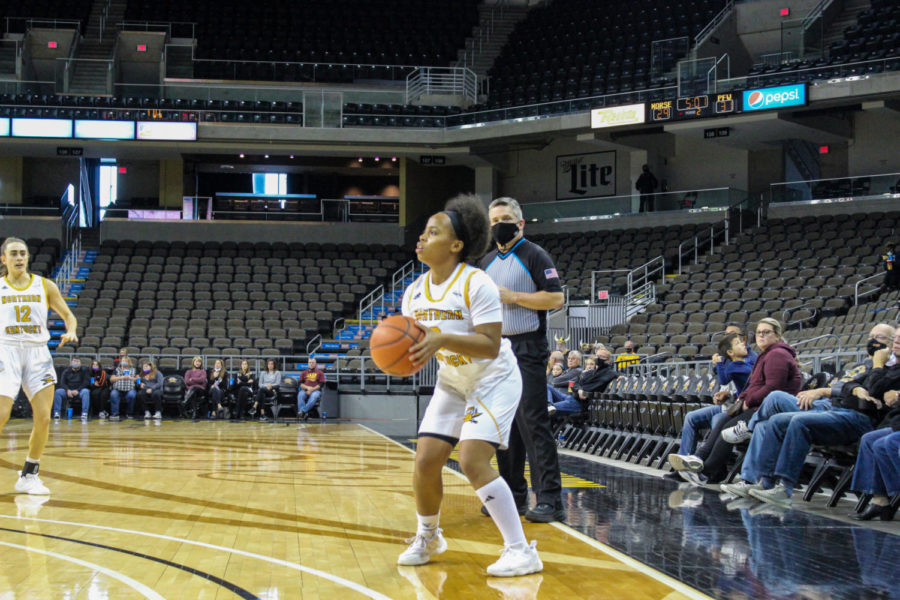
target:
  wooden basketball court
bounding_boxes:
[0,419,708,599]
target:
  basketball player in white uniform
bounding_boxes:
[397,194,542,577]
[0,237,78,495]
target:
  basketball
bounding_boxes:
[370,315,426,377]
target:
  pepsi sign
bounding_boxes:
[742,84,807,112]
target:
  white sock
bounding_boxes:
[416,512,440,537]
[475,478,527,549]
[26,457,39,464]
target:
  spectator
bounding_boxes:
[549,362,564,380]
[252,358,282,420]
[297,357,326,420]
[636,164,658,212]
[615,341,640,370]
[548,350,582,394]
[136,360,164,421]
[90,359,111,419]
[546,350,565,380]
[554,336,570,358]
[114,347,129,368]
[184,356,209,419]
[52,357,91,421]
[593,342,607,357]
[850,387,900,521]
[232,360,256,420]
[110,357,138,421]
[882,243,899,291]
[549,348,619,416]
[208,359,230,419]
[666,333,755,478]
[671,318,802,485]
[721,330,899,508]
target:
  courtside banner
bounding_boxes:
[742,84,807,112]
[591,103,646,128]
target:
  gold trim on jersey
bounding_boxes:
[463,270,477,310]
[4,274,34,292]
[474,395,502,443]
[424,263,467,303]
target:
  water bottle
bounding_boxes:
[557,431,565,447]
[321,410,327,422]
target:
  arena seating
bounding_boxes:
[530,223,709,301]
[58,240,407,370]
[24,238,61,278]
[593,213,899,359]
[485,0,726,109]
[125,0,479,83]
[2,0,91,35]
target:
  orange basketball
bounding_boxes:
[370,315,426,377]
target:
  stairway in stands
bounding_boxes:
[48,246,97,352]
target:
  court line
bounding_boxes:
[359,424,714,600]
[0,539,166,600]
[0,525,258,599]
[0,516,392,600]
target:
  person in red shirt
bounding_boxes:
[297,357,325,421]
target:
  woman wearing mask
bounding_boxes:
[184,356,209,420]
[110,357,138,420]
[208,359,230,419]
[90,360,111,419]
[251,358,281,421]
[136,360,164,420]
[232,360,256,420]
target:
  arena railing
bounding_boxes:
[716,55,900,93]
[769,172,900,205]
[855,272,885,305]
[521,187,743,224]
[4,17,83,36]
[119,20,196,39]
[406,67,477,104]
[676,192,761,274]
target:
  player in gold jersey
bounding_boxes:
[0,237,78,495]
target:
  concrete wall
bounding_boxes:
[159,159,184,207]
[0,217,62,241]
[100,219,406,246]
[736,0,822,61]
[117,160,160,202]
[23,158,80,201]
[695,10,753,76]
[665,136,749,192]
[338,393,421,438]
[0,156,24,204]
[849,110,900,176]
[402,159,475,227]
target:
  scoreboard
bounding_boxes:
[648,92,739,122]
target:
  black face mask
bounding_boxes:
[491,222,519,246]
[595,360,609,370]
[867,339,887,357]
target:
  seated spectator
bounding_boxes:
[549,348,619,417]
[184,356,209,419]
[549,362,564,380]
[671,318,802,486]
[136,360,164,420]
[110,357,138,421]
[548,350,582,396]
[114,346,129,369]
[666,332,755,478]
[615,341,640,370]
[546,350,565,381]
[232,360,256,420]
[53,356,91,421]
[721,323,893,444]
[252,358,282,420]
[721,330,900,508]
[90,359,111,419]
[850,387,900,521]
[208,359,230,419]
[297,357,326,420]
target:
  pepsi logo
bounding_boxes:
[747,91,765,109]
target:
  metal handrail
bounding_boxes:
[793,334,842,355]
[781,303,819,330]
[855,272,885,305]
[305,333,322,355]
[694,0,735,48]
[358,284,385,325]
[5,17,83,35]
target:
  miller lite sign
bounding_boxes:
[556,151,616,200]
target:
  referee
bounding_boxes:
[479,197,565,523]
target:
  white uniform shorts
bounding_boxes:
[418,359,523,450]
[0,343,56,399]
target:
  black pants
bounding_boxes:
[254,387,276,415]
[639,193,654,212]
[697,406,758,483]
[235,386,254,417]
[885,268,900,290]
[185,388,209,417]
[90,387,109,414]
[495,332,562,508]
[136,388,163,414]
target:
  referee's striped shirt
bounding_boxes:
[480,238,563,336]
